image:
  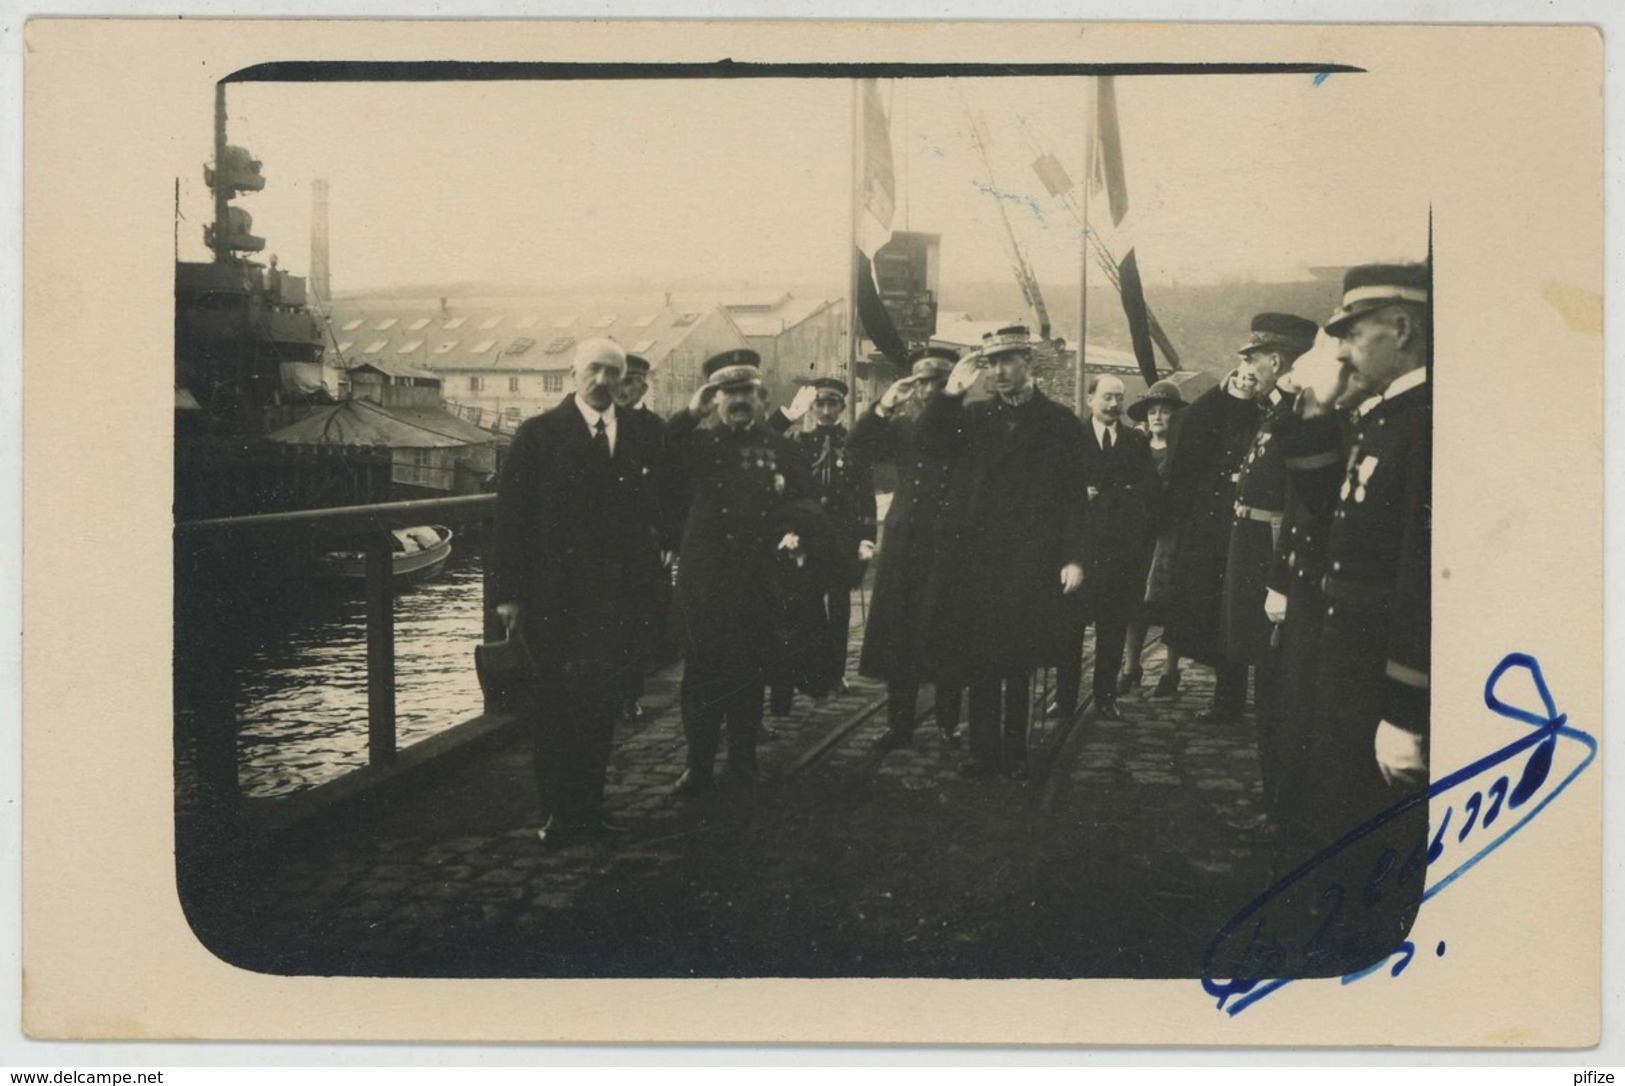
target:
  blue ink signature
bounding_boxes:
[971,181,1048,228]
[1201,652,1596,1016]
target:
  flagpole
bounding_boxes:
[1075,76,1096,419]
[848,78,863,426]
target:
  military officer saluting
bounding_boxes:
[1275,262,1432,971]
[666,349,816,795]
[848,347,966,751]
[1218,312,1319,840]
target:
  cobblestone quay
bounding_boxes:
[180,595,1287,979]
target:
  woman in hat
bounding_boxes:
[1122,379,1188,697]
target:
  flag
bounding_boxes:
[854,79,909,366]
[1092,76,1160,387]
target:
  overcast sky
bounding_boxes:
[176,73,1428,296]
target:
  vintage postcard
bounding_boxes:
[19,19,1603,1045]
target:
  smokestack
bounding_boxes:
[309,179,331,313]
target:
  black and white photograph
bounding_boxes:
[19,17,1604,1047]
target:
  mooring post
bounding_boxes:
[365,532,397,764]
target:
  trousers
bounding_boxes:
[681,656,765,775]
[966,668,1031,770]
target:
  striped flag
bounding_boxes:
[854,79,908,365]
[1091,77,1160,387]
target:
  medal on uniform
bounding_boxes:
[1341,455,1380,503]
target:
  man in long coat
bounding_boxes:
[918,325,1088,779]
[1163,356,1264,724]
[490,338,667,847]
[848,347,964,751]
[1218,312,1320,836]
[1273,262,1432,973]
[665,349,818,794]
[1056,374,1157,722]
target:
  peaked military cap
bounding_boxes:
[1237,312,1319,359]
[907,345,958,378]
[981,324,1034,359]
[623,353,652,376]
[1324,262,1431,337]
[809,376,849,402]
[703,348,763,389]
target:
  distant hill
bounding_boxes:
[939,275,1347,378]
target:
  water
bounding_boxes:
[181,543,490,800]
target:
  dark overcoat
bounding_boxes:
[665,410,817,677]
[846,403,957,682]
[1221,391,1293,664]
[916,388,1088,674]
[1265,409,1347,841]
[488,394,666,679]
[1079,422,1156,593]
[1162,378,1264,665]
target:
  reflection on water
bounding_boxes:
[209,546,488,798]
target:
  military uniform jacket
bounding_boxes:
[1221,389,1293,663]
[1268,409,1347,757]
[489,395,666,671]
[1163,377,1265,664]
[1279,370,1432,737]
[846,402,957,681]
[916,388,1089,672]
[769,412,878,587]
[665,409,817,674]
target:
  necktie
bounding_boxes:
[1103,426,1114,453]
[594,418,610,459]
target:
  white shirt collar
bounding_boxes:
[1355,366,1428,418]
[1384,366,1428,401]
[574,395,617,431]
[1092,417,1119,443]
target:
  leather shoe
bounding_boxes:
[937,721,961,745]
[536,817,588,849]
[1095,700,1125,722]
[1117,665,1144,696]
[621,700,645,722]
[721,761,759,788]
[872,729,912,755]
[1195,708,1242,726]
[1004,762,1031,781]
[672,768,714,797]
[592,813,631,835]
[1148,668,1182,699]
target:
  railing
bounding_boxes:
[175,493,499,821]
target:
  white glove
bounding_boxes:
[1264,588,1288,624]
[783,384,819,422]
[1374,721,1427,788]
[688,382,718,417]
[858,540,876,562]
[877,376,918,416]
[1060,563,1084,595]
[777,532,801,552]
[944,352,986,396]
